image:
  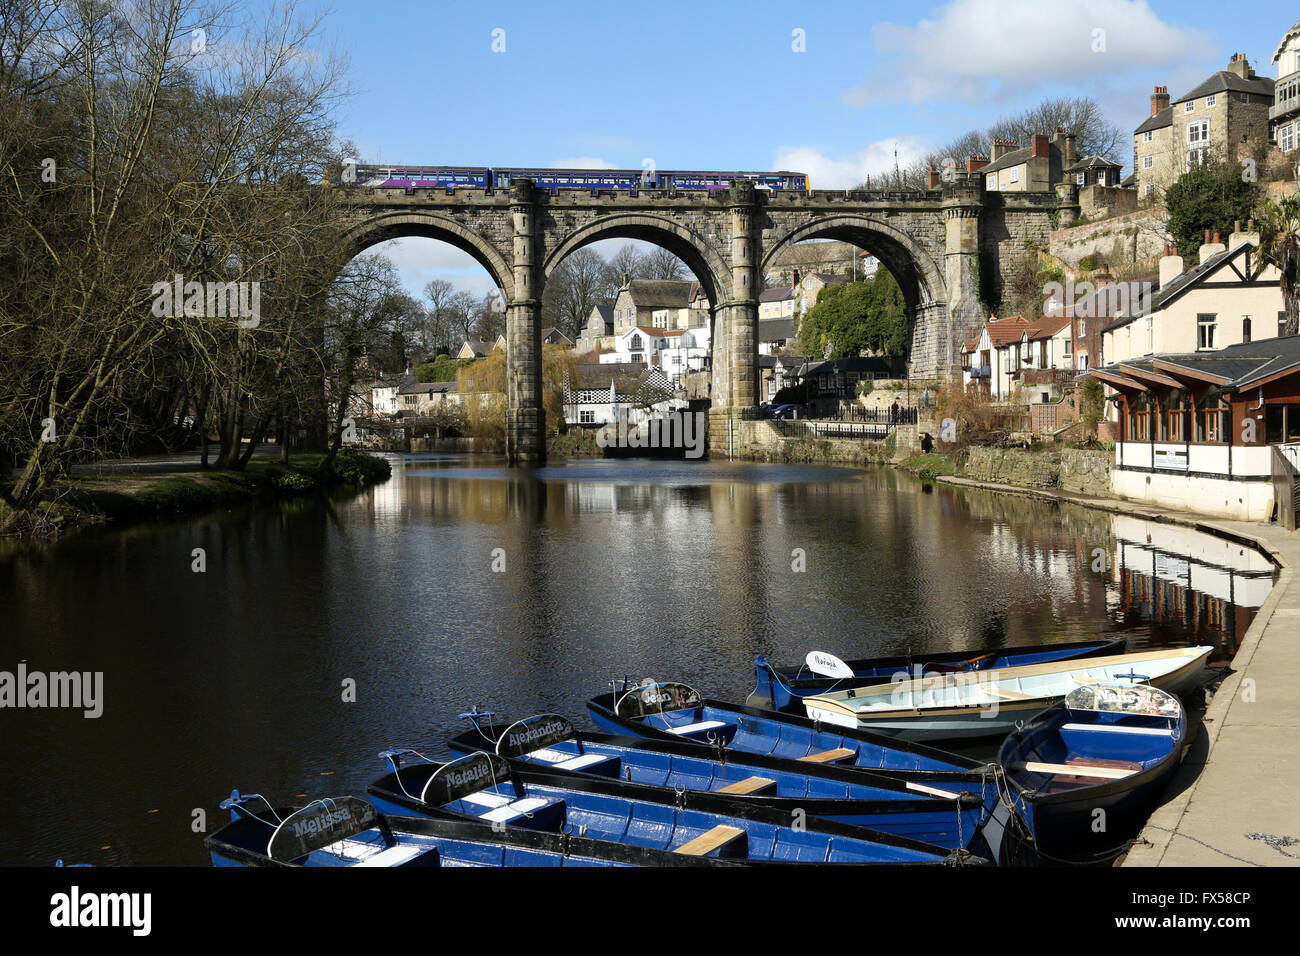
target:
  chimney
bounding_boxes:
[1200,230,1226,264]
[966,154,989,173]
[1229,218,1261,251]
[1160,246,1184,287]
[791,268,801,288]
[1031,134,1049,158]
[990,139,1016,162]
[927,165,940,189]
[1150,85,1169,116]
[1064,132,1077,168]
[1227,53,1254,79]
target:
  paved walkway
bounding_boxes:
[936,476,1300,867]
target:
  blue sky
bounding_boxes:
[275,0,1298,297]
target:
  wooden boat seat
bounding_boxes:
[528,748,621,775]
[988,687,1034,700]
[1022,760,1138,780]
[798,747,855,764]
[669,720,729,736]
[1059,722,1170,736]
[460,791,567,828]
[351,844,428,867]
[716,775,777,795]
[673,824,747,857]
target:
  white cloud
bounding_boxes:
[847,0,1216,105]
[548,156,618,169]
[772,138,930,190]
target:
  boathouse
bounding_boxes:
[1092,336,1300,521]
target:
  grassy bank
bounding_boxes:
[1,449,392,539]
[897,452,958,481]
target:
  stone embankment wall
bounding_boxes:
[1049,207,1167,272]
[964,446,1111,495]
[718,419,919,464]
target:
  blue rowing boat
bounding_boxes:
[445,711,996,856]
[750,638,1127,713]
[205,790,735,867]
[367,751,985,865]
[998,682,1187,863]
[586,679,992,780]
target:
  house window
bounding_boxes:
[1076,173,1085,186]
[1240,92,1249,104]
[986,174,996,190]
[1281,311,1291,336]
[1197,314,1216,350]
[1195,393,1228,443]
[1242,315,1252,343]
[1145,183,1156,195]
[630,334,642,350]
[1079,319,1086,337]
[1143,131,1153,143]
[1206,94,1216,107]
[1010,168,1020,184]
[1063,337,1071,356]
[1142,155,1154,170]
[579,410,595,424]
[1184,101,1195,112]
[1282,123,1296,153]
[1266,405,1300,443]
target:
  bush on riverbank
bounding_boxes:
[549,428,604,459]
[4,450,392,540]
[901,453,957,482]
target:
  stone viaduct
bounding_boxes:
[339,177,1077,462]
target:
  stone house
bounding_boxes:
[397,380,460,415]
[577,305,614,353]
[610,279,696,334]
[1134,55,1275,198]
[978,131,1076,193]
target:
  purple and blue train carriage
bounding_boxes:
[327,163,810,193]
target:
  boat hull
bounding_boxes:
[802,646,1211,742]
[998,691,1186,863]
[750,639,1127,713]
[368,758,984,866]
[445,722,992,855]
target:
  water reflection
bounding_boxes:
[0,454,1275,865]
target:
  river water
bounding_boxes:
[0,454,1276,865]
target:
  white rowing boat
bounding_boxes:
[800,646,1213,741]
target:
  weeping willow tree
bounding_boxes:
[456,345,578,449]
[1258,194,1300,336]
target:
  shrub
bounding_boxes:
[330,448,392,485]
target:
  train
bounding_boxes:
[326,164,810,193]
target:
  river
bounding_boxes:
[0,454,1275,865]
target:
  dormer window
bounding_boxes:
[630,334,642,350]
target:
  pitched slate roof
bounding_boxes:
[1065,155,1122,173]
[624,279,695,309]
[1101,245,1254,335]
[758,317,795,341]
[400,380,458,395]
[1128,335,1300,389]
[1135,106,1173,135]
[979,144,1036,175]
[1172,70,1274,105]
[460,339,493,357]
[760,285,795,302]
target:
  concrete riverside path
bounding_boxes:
[933,474,1300,867]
